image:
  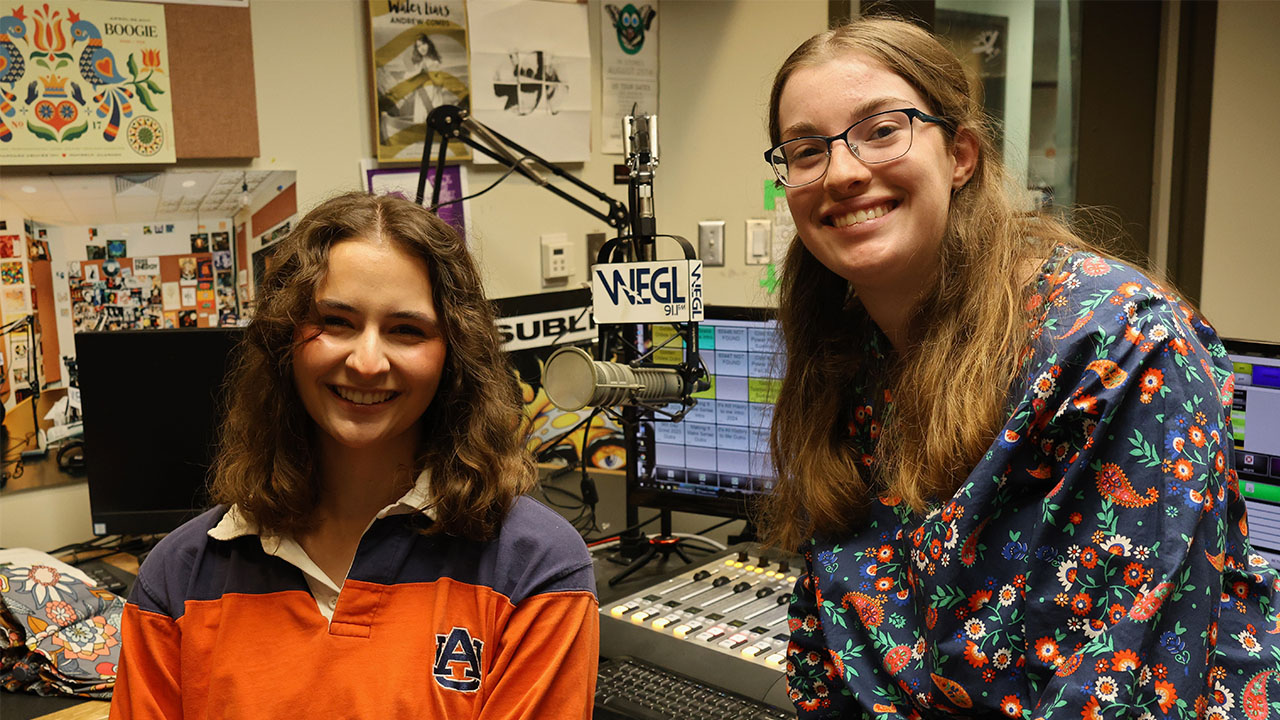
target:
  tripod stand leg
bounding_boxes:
[673,544,693,564]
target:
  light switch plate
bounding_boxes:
[745,219,771,265]
[698,220,725,266]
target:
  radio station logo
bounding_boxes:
[592,259,702,324]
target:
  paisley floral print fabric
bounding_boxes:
[1,559,123,698]
[787,249,1280,719]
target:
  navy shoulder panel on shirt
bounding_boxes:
[348,495,596,605]
[493,495,597,604]
[128,505,309,621]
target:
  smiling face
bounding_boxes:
[777,52,975,301]
[291,237,447,458]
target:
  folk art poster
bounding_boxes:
[368,0,470,163]
[0,0,175,164]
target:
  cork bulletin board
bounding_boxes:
[165,4,259,159]
[69,253,224,332]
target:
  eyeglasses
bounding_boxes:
[764,108,948,188]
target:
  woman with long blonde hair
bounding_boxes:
[762,16,1276,718]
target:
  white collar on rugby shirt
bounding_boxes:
[207,469,435,620]
[208,468,436,543]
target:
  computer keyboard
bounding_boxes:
[595,656,793,720]
[75,558,135,597]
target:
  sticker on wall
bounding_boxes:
[10,337,29,364]
[1,287,29,315]
[1,261,25,285]
[213,251,232,271]
[179,310,198,327]
[83,264,101,283]
[190,233,209,253]
[161,282,180,310]
[0,235,17,258]
[197,258,213,280]
[212,232,230,252]
[163,311,177,328]
[178,257,197,284]
[86,245,106,260]
[133,257,160,275]
[107,240,128,258]
[180,286,196,307]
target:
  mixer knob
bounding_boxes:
[732,581,752,593]
[777,594,789,605]
[758,556,770,567]
[712,576,731,587]
[692,570,711,581]
[736,550,749,563]
[777,559,791,574]
[755,587,775,599]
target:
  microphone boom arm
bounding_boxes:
[417,105,629,231]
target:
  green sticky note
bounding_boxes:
[764,180,785,211]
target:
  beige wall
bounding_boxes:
[1200,1,1280,343]
[1,0,828,550]
[246,0,825,305]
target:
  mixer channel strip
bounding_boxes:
[599,544,799,709]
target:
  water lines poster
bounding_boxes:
[368,0,471,163]
[0,0,175,164]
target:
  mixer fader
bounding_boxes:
[599,543,800,710]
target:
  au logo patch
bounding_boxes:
[433,627,484,692]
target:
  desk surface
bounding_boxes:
[0,388,79,495]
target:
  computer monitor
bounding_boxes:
[1225,338,1280,564]
[76,328,243,536]
[632,306,782,519]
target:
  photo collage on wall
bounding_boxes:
[211,231,238,326]
[0,229,37,396]
[69,248,231,332]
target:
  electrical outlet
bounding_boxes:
[745,219,771,265]
[540,233,572,280]
[698,220,725,266]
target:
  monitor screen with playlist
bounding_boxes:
[632,306,782,519]
[76,328,242,536]
[1225,339,1280,565]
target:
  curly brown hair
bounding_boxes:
[210,191,534,540]
[761,17,1091,550]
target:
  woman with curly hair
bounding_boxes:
[762,16,1276,719]
[110,192,598,719]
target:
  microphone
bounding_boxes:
[543,346,687,411]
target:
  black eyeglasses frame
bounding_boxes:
[764,107,950,188]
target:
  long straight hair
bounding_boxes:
[761,18,1084,550]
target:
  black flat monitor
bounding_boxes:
[632,306,782,519]
[76,328,242,536]
[1226,338,1280,564]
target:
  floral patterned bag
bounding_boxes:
[0,551,123,699]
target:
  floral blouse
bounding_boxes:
[787,249,1279,719]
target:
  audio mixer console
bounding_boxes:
[600,542,800,710]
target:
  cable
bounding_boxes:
[669,533,727,552]
[429,156,538,212]
[692,517,741,537]
[582,513,661,544]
